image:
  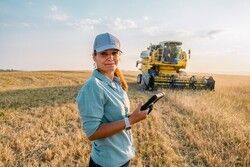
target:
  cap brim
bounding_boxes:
[95,44,122,53]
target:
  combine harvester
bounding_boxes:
[136,41,215,90]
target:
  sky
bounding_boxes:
[0,0,250,75]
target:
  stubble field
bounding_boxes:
[0,71,249,167]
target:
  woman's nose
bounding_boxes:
[107,54,114,60]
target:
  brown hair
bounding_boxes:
[114,68,128,92]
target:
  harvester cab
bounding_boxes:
[136,41,215,90]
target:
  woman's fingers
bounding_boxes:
[141,108,150,114]
[137,102,142,111]
[129,102,148,125]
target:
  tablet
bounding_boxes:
[141,92,165,114]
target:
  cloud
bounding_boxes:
[0,23,12,28]
[0,22,35,29]
[107,18,137,31]
[20,22,31,28]
[50,5,57,12]
[47,6,138,32]
[26,0,33,6]
[141,23,226,41]
[67,18,102,31]
[142,25,163,36]
[66,17,138,32]
[191,29,226,39]
[142,25,188,38]
[206,29,224,38]
[143,16,149,21]
[207,29,223,36]
[49,5,69,21]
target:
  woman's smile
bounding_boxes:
[104,62,115,66]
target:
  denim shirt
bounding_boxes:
[76,69,135,167]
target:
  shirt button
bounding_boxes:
[111,83,116,88]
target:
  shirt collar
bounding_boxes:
[92,69,121,88]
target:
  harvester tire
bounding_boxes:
[207,76,215,90]
[137,74,142,84]
[189,76,197,90]
[148,76,155,91]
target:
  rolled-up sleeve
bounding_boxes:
[76,81,105,137]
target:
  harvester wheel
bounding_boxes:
[206,76,215,90]
[169,75,177,89]
[189,76,197,90]
[137,74,142,84]
[148,76,155,91]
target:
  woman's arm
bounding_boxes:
[88,103,148,141]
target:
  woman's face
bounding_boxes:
[93,49,121,73]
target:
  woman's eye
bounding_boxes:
[100,52,107,55]
[100,52,109,57]
[112,51,118,55]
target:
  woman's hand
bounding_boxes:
[88,102,149,141]
[129,102,149,125]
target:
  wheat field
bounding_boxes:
[0,71,249,167]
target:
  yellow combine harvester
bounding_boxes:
[136,41,215,90]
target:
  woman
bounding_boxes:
[77,32,149,167]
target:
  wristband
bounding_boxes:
[124,117,131,130]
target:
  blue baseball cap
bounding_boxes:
[93,33,122,53]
